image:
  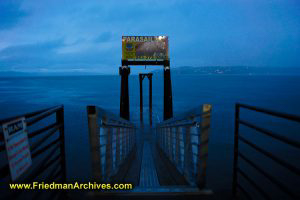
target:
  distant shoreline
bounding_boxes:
[1,66,300,77]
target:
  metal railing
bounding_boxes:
[155,104,212,188]
[87,105,136,182]
[232,103,300,200]
[0,105,66,199]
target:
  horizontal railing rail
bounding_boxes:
[87,105,136,182]
[0,105,66,200]
[155,104,212,188]
[232,103,300,200]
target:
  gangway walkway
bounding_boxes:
[2,102,299,199]
[139,141,160,187]
[84,104,214,199]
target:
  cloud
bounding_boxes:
[0,39,64,69]
[94,32,112,43]
[0,38,120,72]
[0,0,300,73]
[0,39,63,57]
[0,1,28,30]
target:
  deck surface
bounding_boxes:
[139,141,160,187]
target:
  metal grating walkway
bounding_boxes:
[139,141,160,187]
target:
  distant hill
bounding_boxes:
[0,71,104,77]
[0,71,35,77]
[1,66,300,77]
[151,66,300,75]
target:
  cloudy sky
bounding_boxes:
[0,0,299,74]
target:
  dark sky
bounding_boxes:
[0,0,299,74]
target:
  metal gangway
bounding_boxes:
[85,104,213,199]
[1,103,300,200]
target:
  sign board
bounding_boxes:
[2,117,32,181]
[122,36,169,60]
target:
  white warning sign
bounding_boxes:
[2,117,32,181]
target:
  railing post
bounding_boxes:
[196,104,212,188]
[128,128,131,152]
[105,124,112,179]
[116,128,120,167]
[170,127,174,161]
[184,124,192,181]
[126,128,129,155]
[122,128,125,160]
[163,128,167,153]
[175,126,180,166]
[149,74,153,127]
[232,104,240,198]
[132,127,135,148]
[128,128,131,153]
[162,127,164,149]
[87,106,102,181]
[57,106,67,182]
[159,127,162,147]
[159,128,162,148]
[168,127,172,159]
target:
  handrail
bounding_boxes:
[239,136,300,176]
[155,104,212,189]
[0,105,66,200]
[159,104,211,125]
[232,103,300,199]
[0,105,60,124]
[237,103,300,123]
[239,152,297,199]
[87,105,136,182]
[92,106,134,126]
[239,119,300,148]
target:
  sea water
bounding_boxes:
[0,74,299,197]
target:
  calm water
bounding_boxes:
[1,74,300,197]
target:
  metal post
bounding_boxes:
[163,64,173,120]
[125,128,128,156]
[175,126,180,166]
[149,73,153,126]
[163,128,167,153]
[121,128,125,161]
[105,124,112,179]
[232,104,240,198]
[139,74,143,124]
[127,128,130,154]
[170,127,174,161]
[116,128,120,167]
[160,128,163,147]
[87,106,102,180]
[197,104,212,188]
[168,127,172,159]
[184,125,191,181]
[119,66,130,120]
[128,128,130,153]
[57,106,66,182]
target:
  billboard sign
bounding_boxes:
[122,36,169,60]
[2,117,32,181]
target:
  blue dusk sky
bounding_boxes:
[0,0,299,74]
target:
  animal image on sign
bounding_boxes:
[122,36,169,60]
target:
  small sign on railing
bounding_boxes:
[2,117,32,181]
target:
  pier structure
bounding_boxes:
[1,103,300,199]
[120,59,173,121]
[1,35,300,200]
